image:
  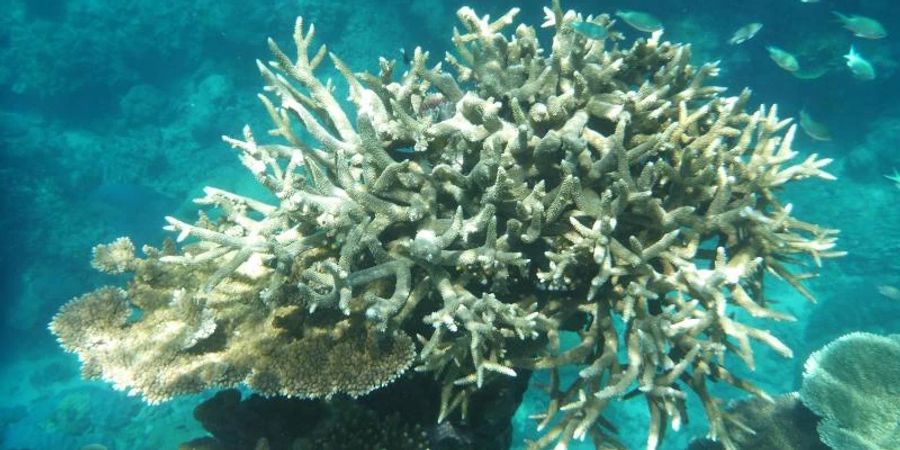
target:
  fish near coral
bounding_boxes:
[570,20,608,40]
[799,110,832,141]
[615,10,663,32]
[729,22,762,45]
[767,46,800,72]
[833,11,887,39]
[844,46,875,80]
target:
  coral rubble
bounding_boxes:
[50,1,842,448]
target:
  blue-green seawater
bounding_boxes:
[1,0,897,448]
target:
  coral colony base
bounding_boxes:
[50,1,842,449]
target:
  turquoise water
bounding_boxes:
[1,0,898,449]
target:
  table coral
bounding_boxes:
[800,332,900,450]
[50,1,842,448]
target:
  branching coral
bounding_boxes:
[50,1,841,448]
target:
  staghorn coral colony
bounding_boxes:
[50,1,843,449]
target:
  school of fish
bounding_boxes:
[574,2,888,145]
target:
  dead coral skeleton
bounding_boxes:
[50,1,842,449]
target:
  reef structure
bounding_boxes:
[50,1,842,449]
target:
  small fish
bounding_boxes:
[729,22,763,45]
[791,67,828,80]
[885,169,900,189]
[399,48,411,65]
[833,12,887,39]
[800,0,820,3]
[877,285,900,301]
[766,46,799,72]
[798,110,832,141]
[844,46,875,80]
[615,10,664,33]
[571,21,609,40]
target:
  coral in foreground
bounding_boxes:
[50,1,842,448]
[800,332,900,450]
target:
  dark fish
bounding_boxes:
[399,48,411,65]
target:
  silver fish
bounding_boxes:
[885,169,900,190]
[615,10,664,33]
[844,46,875,80]
[729,22,763,45]
[878,285,900,301]
[766,46,799,72]
[571,21,609,40]
[833,11,887,39]
[799,110,832,141]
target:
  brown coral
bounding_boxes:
[50,287,131,354]
[246,323,415,399]
[90,237,137,274]
[50,254,415,402]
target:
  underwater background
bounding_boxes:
[0,0,898,449]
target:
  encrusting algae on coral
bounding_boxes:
[50,1,843,449]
